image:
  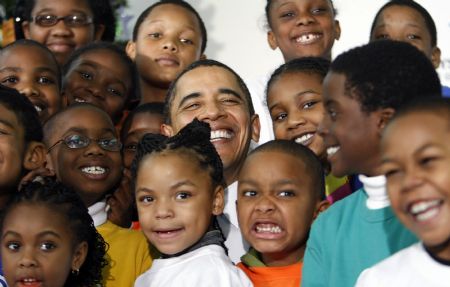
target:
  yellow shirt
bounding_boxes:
[97,220,152,287]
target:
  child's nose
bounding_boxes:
[287,113,307,129]
[296,10,315,26]
[50,19,74,37]
[162,39,178,53]
[401,168,425,193]
[154,201,174,219]
[255,196,276,213]
[19,249,38,268]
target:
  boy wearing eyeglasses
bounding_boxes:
[43,103,152,287]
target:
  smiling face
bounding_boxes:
[370,5,441,68]
[0,104,27,192]
[268,72,326,158]
[237,150,321,266]
[267,0,340,61]
[46,106,122,206]
[0,44,61,123]
[122,112,164,170]
[63,49,132,123]
[127,4,204,88]
[135,152,224,255]
[163,65,260,184]
[22,0,102,65]
[320,72,382,177]
[1,203,86,287]
[381,111,450,259]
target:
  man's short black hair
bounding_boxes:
[248,139,326,201]
[0,84,43,144]
[370,0,437,46]
[164,59,254,124]
[132,0,207,54]
[330,40,441,113]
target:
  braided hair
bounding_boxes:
[0,178,108,287]
[131,118,224,189]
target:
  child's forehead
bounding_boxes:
[1,45,58,70]
[141,4,200,31]
[53,107,114,133]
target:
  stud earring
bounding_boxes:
[71,269,80,276]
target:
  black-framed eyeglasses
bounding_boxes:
[47,134,122,153]
[31,14,93,27]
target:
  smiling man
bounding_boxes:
[162,59,260,262]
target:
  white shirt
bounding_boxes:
[356,243,450,287]
[134,245,253,287]
[359,174,390,210]
[218,181,249,263]
[88,200,108,227]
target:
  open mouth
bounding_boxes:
[251,222,285,239]
[18,278,42,287]
[153,228,184,239]
[74,97,88,103]
[81,166,107,175]
[210,129,233,142]
[294,133,314,146]
[295,33,322,45]
[326,145,340,157]
[408,199,443,222]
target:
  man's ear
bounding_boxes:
[22,21,31,39]
[250,114,261,143]
[125,41,136,61]
[161,123,174,136]
[212,185,225,215]
[23,142,46,170]
[431,46,442,69]
[267,30,278,50]
[334,20,341,41]
[313,200,330,220]
[71,241,88,272]
[94,24,105,40]
[376,107,396,136]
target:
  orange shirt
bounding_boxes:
[237,261,302,287]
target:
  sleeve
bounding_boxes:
[301,216,327,287]
[354,268,377,287]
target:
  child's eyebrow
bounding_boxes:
[0,67,20,74]
[0,118,15,129]
[35,67,58,75]
[64,127,115,135]
[76,61,127,89]
[37,230,62,239]
[171,179,196,189]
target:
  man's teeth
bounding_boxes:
[256,224,282,234]
[327,146,340,156]
[210,130,232,141]
[81,166,106,175]
[296,33,320,44]
[409,200,441,222]
[295,133,313,145]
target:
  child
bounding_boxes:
[0,39,62,123]
[369,0,449,98]
[107,102,165,228]
[131,119,252,287]
[266,57,351,203]
[248,0,342,145]
[43,103,152,287]
[1,178,107,287]
[0,85,46,284]
[237,140,329,286]
[126,0,207,104]
[21,0,115,65]
[301,40,442,287]
[62,42,135,124]
[162,59,260,263]
[356,98,450,286]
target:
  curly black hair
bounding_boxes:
[266,57,330,103]
[22,0,116,42]
[164,59,254,124]
[370,0,437,46]
[248,139,326,201]
[265,0,337,29]
[330,40,442,113]
[389,97,450,127]
[0,178,108,287]
[131,118,225,190]
[132,0,207,54]
[120,102,165,143]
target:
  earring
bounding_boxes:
[71,269,80,276]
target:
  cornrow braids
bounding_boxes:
[131,118,225,189]
[0,178,108,287]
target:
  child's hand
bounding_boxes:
[19,167,56,190]
[107,169,134,228]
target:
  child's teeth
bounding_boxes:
[34,105,42,112]
[210,130,232,141]
[409,199,441,222]
[75,98,86,103]
[82,166,106,175]
[295,133,313,145]
[256,224,282,233]
[296,33,320,44]
[327,146,340,156]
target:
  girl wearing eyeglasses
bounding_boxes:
[21,0,115,65]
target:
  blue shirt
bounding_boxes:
[442,85,450,98]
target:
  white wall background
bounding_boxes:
[121,0,450,87]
